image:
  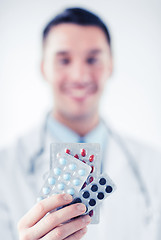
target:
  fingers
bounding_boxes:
[18,194,90,240]
[31,202,87,239]
[64,227,87,240]
[41,215,91,240]
[18,194,73,229]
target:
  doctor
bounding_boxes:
[0,7,161,240]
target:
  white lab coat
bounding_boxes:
[0,120,161,240]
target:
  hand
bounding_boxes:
[17,193,91,240]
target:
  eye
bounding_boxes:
[59,58,70,65]
[86,57,98,65]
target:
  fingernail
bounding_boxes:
[82,215,91,223]
[77,203,86,212]
[63,194,72,201]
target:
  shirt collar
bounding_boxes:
[47,115,80,143]
[46,114,108,154]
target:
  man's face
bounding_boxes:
[41,23,112,120]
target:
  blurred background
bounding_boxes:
[0,0,161,149]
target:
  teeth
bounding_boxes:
[70,89,87,97]
[64,84,97,99]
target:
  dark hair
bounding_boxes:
[43,7,111,47]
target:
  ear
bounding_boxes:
[40,59,50,84]
[40,59,45,78]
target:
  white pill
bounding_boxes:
[69,163,77,171]
[78,169,86,176]
[48,177,56,185]
[73,178,81,186]
[43,187,50,195]
[63,173,71,181]
[37,196,44,202]
[54,167,61,175]
[67,188,75,195]
[59,158,67,165]
[58,183,65,190]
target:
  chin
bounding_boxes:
[65,109,94,121]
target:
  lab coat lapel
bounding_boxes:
[98,133,146,239]
[32,130,56,193]
[104,132,127,179]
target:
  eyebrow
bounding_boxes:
[88,49,102,55]
[56,51,69,56]
[55,49,103,56]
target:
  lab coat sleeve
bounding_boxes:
[0,127,42,240]
[0,148,16,240]
[0,197,14,239]
[156,206,161,240]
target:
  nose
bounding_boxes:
[69,60,89,85]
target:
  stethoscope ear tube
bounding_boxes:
[28,114,49,174]
[29,147,45,173]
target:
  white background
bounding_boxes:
[0,0,161,149]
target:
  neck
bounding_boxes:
[53,110,99,136]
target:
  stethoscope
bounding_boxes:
[29,113,154,224]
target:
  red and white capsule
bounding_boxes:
[81,182,87,189]
[65,149,70,154]
[74,154,79,159]
[81,149,86,157]
[89,155,94,162]
[89,176,94,183]
[90,165,94,173]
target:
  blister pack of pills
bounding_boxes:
[50,143,101,223]
[37,143,116,224]
[37,152,91,201]
[72,173,116,214]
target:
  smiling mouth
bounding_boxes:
[63,84,97,102]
